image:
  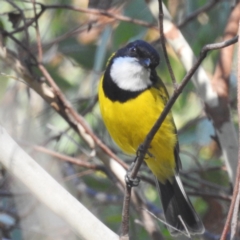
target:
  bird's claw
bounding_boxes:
[125,172,140,187]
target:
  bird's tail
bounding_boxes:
[157,175,204,236]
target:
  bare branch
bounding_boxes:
[44,3,158,30]
[120,0,237,235]
[205,3,240,185]
[177,0,220,28]
[130,36,238,183]
[158,0,177,87]
[220,21,240,240]
[162,3,239,183]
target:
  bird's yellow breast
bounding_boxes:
[98,77,177,182]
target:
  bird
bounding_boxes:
[98,40,204,236]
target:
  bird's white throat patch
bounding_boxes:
[110,56,151,91]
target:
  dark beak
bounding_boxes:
[138,58,151,68]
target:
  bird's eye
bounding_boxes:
[130,47,137,53]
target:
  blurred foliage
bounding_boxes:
[0,0,237,239]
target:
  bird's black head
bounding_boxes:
[102,40,161,102]
[114,40,160,69]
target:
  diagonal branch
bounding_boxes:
[162,3,239,184]
[0,125,119,240]
[129,36,238,182]
[121,33,237,237]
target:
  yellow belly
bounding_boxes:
[98,78,177,182]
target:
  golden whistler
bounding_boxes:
[98,40,204,236]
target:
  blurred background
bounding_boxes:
[0,0,238,239]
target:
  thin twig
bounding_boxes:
[24,6,128,169]
[37,64,128,171]
[44,4,158,31]
[32,0,42,62]
[0,29,37,64]
[158,0,177,88]
[177,0,220,28]
[7,0,30,46]
[120,185,131,238]
[31,144,101,170]
[8,2,45,35]
[5,2,158,41]
[231,183,240,238]
[220,24,240,240]
[0,31,128,174]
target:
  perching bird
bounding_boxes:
[98,40,204,236]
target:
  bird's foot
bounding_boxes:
[125,172,140,187]
[136,144,153,160]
